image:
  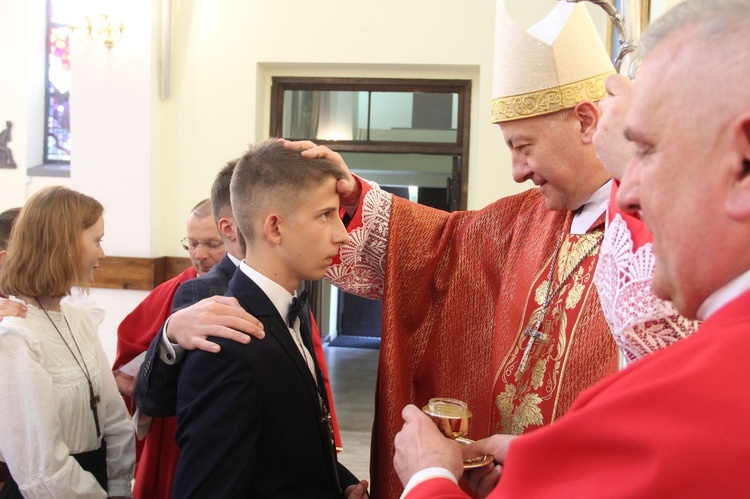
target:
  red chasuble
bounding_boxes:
[333,184,618,498]
[112,266,196,499]
[405,290,750,499]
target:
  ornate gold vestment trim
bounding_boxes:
[490,71,615,123]
[495,231,606,435]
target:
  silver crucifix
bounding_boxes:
[518,326,550,374]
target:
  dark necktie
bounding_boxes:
[288,290,308,327]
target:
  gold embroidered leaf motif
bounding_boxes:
[496,384,517,433]
[535,281,550,305]
[511,393,544,435]
[556,325,567,358]
[531,356,547,389]
[558,241,577,280]
[566,281,585,309]
[559,236,593,279]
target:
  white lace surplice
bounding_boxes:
[594,214,699,364]
[326,179,391,299]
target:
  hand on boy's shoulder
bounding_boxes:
[166,296,264,353]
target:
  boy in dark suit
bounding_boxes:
[134,159,345,494]
[172,139,368,498]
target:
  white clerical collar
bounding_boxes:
[238,261,296,323]
[696,268,750,321]
[570,179,612,234]
[227,252,241,266]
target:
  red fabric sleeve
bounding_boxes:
[309,311,343,450]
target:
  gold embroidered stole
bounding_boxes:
[492,226,614,435]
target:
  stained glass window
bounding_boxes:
[45,0,72,163]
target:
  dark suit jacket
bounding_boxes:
[171,269,357,498]
[171,253,236,311]
[134,254,236,417]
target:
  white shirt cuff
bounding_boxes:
[132,408,153,440]
[159,316,185,364]
[400,467,458,498]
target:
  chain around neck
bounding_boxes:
[35,298,91,380]
[35,297,101,438]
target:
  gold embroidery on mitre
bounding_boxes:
[490,71,614,123]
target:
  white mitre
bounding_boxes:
[491,0,615,123]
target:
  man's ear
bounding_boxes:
[217,217,235,243]
[263,214,282,245]
[725,114,750,220]
[574,101,601,144]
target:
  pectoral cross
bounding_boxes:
[88,380,101,438]
[518,326,550,374]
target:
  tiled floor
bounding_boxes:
[324,344,379,485]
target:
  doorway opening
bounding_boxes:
[270,77,471,344]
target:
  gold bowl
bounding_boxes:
[422,397,494,469]
[421,397,472,439]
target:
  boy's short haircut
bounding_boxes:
[211,160,238,225]
[230,139,345,241]
[211,159,247,254]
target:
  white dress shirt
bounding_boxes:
[238,261,317,381]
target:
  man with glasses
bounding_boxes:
[181,199,226,276]
[111,199,226,497]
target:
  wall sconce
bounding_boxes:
[70,15,124,49]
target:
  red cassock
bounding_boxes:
[112,267,197,499]
[405,289,750,498]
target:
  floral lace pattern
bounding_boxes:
[594,214,699,364]
[325,180,392,299]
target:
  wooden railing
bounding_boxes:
[93,256,192,291]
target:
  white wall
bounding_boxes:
[2,0,672,361]
[0,0,60,203]
[650,0,686,21]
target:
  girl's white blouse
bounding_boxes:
[0,297,135,498]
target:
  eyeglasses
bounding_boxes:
[181,237,224,252]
